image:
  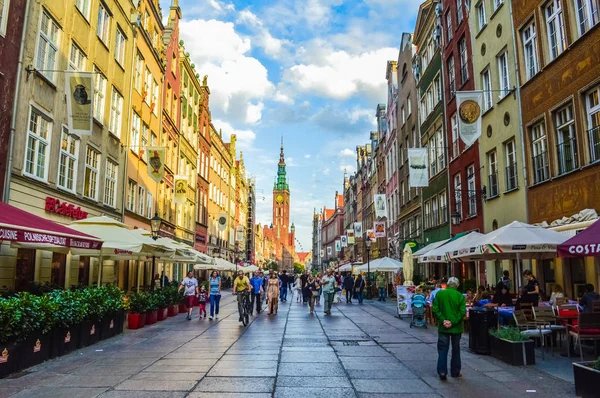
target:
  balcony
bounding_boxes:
[505,162,518,191]
[488,173,499,198]
[557,139,578,175]
[588,126,600,163]
[532,152,550,184]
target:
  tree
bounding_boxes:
[293,262,305,275]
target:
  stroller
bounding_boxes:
[410,292,427,328]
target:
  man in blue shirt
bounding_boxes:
[250,271,264,315]
[430,282,443,304]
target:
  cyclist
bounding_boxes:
[232,270,252,322]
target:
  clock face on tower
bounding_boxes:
[276,194,283,204]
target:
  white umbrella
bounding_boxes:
[402,244,414,286]
[414,239,451,261]
[242,265,259,273]
[419,232,485,263]
[355,257,402,272]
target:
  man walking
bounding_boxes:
[343,273,355,303]
[178,271,198,320]
[321,268,336,315]
[279,270,289,302]
[249,271,264,314]
[432,277,466,380]
[301,271,309,304]
[377,272,387,301]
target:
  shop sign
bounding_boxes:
[45,197,88,220]
[195,234,206,243]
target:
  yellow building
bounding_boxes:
[1,0,134,291]
[235,153,249,262]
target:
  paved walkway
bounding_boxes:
[0,291,576,398]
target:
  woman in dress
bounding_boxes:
[267,270,280,315]
[208,270,222,320]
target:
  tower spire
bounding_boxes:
[279,137,285,165]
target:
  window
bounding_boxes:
[436,128,445,170]
[76,0,90,19]
[425,201,431,229]
[83,146,100,200]
[505,139,518,190]
[429,136,438,177]
[401,181,406,205]
[25,107,51,180]
[432,196,439,226]
[138,186,146,216]
[440,191,448,224]
[134,52,143,93]
[545,0,566,60]
[109,88,123,137]
[451,113,459,159]
[152,79,159,115]
[494,0,504,10]
[575,0,599,36]
[401,106,406,125]
[482,69,492,110]
[477,1,486,31]
[457,0,464,25]
[130,112,140,154]
[467,165,476,216]
[586,85,600,162]
[521,22,539,80]
[407,95,412,115]
[58,127,78,192]
[0,0,9,36]
[144,67,151,103]
[445,12,453,43]
[142,124,149,161]
[36,11,60,82]
[497,51,510,98]
[127,180,136,211]
[555,104,578,174]
[531,122,550,183]
[114,27,125,66]
[104,160,117,207]
[459,38,468,84]
[435,75,442,103]
[447,56,456,98]
[146,192,153,219]
[488,150,499,197]
[69,42,86,71]
[96,2,110,44]
[93,67,106,122]
[454,173,462,221]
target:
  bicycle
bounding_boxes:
[235,290,252,326]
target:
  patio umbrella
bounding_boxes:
[354,257,402,272]
[131,229,214,264]
[420,232,484,263]
[557,218,600,257]
[402,244,414,286]
[414,239,451,262]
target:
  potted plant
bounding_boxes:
[127,292,148,330]
[99,285,124,340]
[78,287,106,346]
[156,290,169,321]
[573,357,600,398]
[49,290,86,358]
[0,296,25,378]
[167,287,179,317]
[15,292,57,370]
[145,292,159,325]
[489,327,535,366]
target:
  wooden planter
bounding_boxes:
[157,307,168,321]
[0,340,22,378]
[573,362,600,398]
[168,305,178,317]
[490,335,535,366]
[99,314,117,340]
[145,310,158,325]
[127,313,146,330]
[17,333,51,371]
[50,326,80,359]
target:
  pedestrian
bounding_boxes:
[178,271,199,320]
[307,274,320,314]
[250,271,264,315]
[321,268,336,315]
[499,270,512,292]
[316,272,323,305]
[208,270,222,320]
[343,272,355,303]
[267,270,280,315]
[198,285,208,319]
[154,273,161,290]
[280,270,289,302]
[335,272,343,303]
[377,272,387,301]
[295,274,303,302]
[432,277,466,380]
[301,271,309,304]
[430,282,442,303]
[354,274,365,304]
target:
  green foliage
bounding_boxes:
[489,326,531,342]
[593,357,600,371]
[128,292,149,314]
[293,262,305,275]
[48,290,87,329]
[460,278,477,293]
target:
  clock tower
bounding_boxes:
[273,138,290,239]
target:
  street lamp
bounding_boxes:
[150,213,162,291]
[364,233,372,299]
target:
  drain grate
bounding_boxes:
[342,341,360,346]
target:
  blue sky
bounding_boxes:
[159,0,419,252]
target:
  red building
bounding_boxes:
[0,0,27,200]
[196,79,211,253]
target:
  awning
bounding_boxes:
[355,257,402,272]
[420,232,484,263]
[0,202,102,250]
[413,239,451,257]
[557,218,600,257]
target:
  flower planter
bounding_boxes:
[178,303,187,313]
[78,321,99,348]
[18,333,51,371]
[50,326,80,359]
[99,314,117,340]
[0,341,22,378]
[145,310,158,325]
[157,307,168,321]
[168,305,178,317]
[115,310,125,335]
[490,335,535,366]
[573,362,600,398]
[127,313,146,330]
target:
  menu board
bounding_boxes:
[397,285,415,317]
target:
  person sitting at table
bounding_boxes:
[465,289,475,305]
[490,282,514,325]
[549,284,565,306]
[473,286,486,303]
[579,284,600,313]
[520,270,540,307]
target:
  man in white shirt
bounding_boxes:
[321,269,336,315]
[179,271,199,320]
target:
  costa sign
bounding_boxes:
[45,197,88,220]
[568,244,600,255]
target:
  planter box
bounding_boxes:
[127,313,146,330]
[0,341,22,378]
[50,326,80,358]
[145,310,158,325]
[573,362,600,398]
[178,303,187,313]
[168,305,178,317]
[115,310,125,335]
[157,307,168,321]
[78,321,99,348]
[18,333,51,370]
[99,314,117,340]
[490,335,535,366]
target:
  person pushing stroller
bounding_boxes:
[411,287,427,328]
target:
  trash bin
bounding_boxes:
[469,307,498,355]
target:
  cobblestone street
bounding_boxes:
[0,291,577,398]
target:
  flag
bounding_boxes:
[347,229,355,244]
[320,249,324,257]
[235,226,244,242]
[335,240,341,252]
[341,235,348,247]
[366,229,376,242]
[217,214,227,231]
[408,148,428,187]
[457,91,483,147]
[65,71,93,135]
[354,222,363,238]
[374,221,386,238]
[327,247,332,256]
[147,147,165,183]
[174,175,188,205]
[374,194,387,218]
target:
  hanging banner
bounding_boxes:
[65,71,94,135]
[354,222,363,238]
[366,229,376,242]
[174,175,188,205]
[347,229,355,244]
[340,235,348,247]
[320,249,324,257]
[235,226,244,242]
[408,148,428,187]
[217,214,227,231]
[335,240,341,252]
[327,246,332,256]
[147,147,165,183]
[374,221,386,238]
[456,91,483,147]
[374,194,387,218]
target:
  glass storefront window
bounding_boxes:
[51,252,66,288]
[78,257,90,287]
[15,248,36,292]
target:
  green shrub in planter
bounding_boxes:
[128,292,149,314]
[49,290,87,329]
[154,289,170,309]
[0,296,25,344]
[489,326,530,342]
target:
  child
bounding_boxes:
[198,285,208,319]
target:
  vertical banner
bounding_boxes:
[374,194,387,218]
[347,229,355,244]
[327,247,332,256]
[456,91,483,147]
[366,229,376,242]
[235,226,244,242]
[374,221,386,238]
[217,214,227,231]
[147,147,165,183]
[408,148,429,187]
[65,71,94,135]
[335,240,341,252]
[320,249,324,257]
[340,236,348,247]
[354,222,363,238]
[174,176,188,204]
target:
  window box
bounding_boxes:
[490,335,536,366]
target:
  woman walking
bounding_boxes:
[307,274,320,314]
[354,274,365,304]
[208,270,222,320]
[267,270,281,315]
[316,272,323,306]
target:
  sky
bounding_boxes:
[159,0,420,253]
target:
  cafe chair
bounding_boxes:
[520,302,534,321]
[533,306,566,346]
[591,300,600,313]
[567,312,600,361]
[513,309,553,360]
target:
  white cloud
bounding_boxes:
[340,164,356,173]
[237,10,290,58]
[212,119,256,152]
[246,102,264,124]
[339,148,355,158]
[323,168,330,175]
[304,154,311,159]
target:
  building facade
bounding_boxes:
[195,77,211,253]
[384,63,401,258]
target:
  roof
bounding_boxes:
[323,208,335,221]
[336,194,344,208]
[297,251,311,262]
